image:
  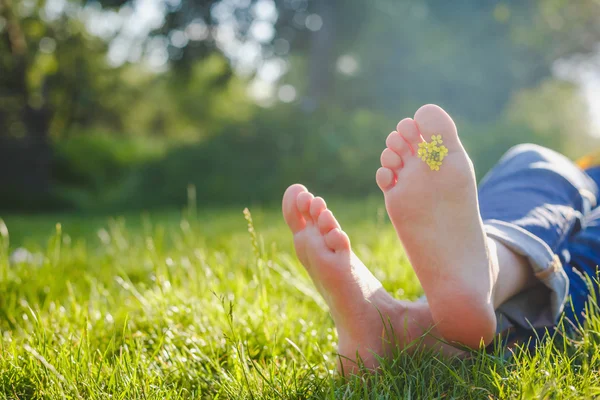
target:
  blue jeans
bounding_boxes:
[478,144,600,341]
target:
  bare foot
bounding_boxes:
[282,184,455,374]
[376,104,497,348]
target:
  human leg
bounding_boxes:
[563,166,600,327]
[479,144,598,335]
[282,184,460,375]
[377,104,599,348]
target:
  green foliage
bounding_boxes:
[3,0,600,211]
[0,0,126,138]
[118,106,395,209]
[51,96,594,211]
[2,205,600,397]
[505,79,600,158]
[52,133,166,209]
[120,56,253,140]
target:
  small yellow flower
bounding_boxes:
[417,135,448,171]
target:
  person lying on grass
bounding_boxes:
[282,104,600,375]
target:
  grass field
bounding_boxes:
[2,198,600,398]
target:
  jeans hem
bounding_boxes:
[485,219,569,329]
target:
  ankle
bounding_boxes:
[429,291,497,348]
[488,237,537,309]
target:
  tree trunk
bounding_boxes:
[0,0,54,211]
[303,0,337,112]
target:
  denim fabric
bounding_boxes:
[477,144,600,335]
[564,204,600,325]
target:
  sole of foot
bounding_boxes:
[282,184,443,374]
[376,104,497,349]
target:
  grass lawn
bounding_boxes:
[1,198,600,398]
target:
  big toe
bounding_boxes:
[282,184,308,233]
[414,104,462,152]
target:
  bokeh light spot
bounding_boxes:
[250,20,275,43]
[39,37,57,54]
[258,58,287,82]
[186,19,209,41]
[278,84,297,103]
[305,14,323,31]
[253,0,278,22]
[170,30,189,48]
[337,54,359,76]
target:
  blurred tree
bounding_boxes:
[92,0,368,104]
[0,0,132,209]
[2,0,600,211]
[0,0,54,208]
[89,0,600,121]
[505,79,600,158]
[118,54,254,139]
[315,0,600,122]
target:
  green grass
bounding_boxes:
[2,199,600,398]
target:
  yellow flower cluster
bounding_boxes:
[417,135,448,171]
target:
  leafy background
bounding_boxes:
[1,0,600,212]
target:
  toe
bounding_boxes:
[317,209,340,235]
[310,196,327,221]
[414,104,461,151]
[380,148,403,169]
[386,130,412,158]
[297,191,315,223]
[324,228,351,252]
[396,118,423,151]
[376,167,395,191]
[282,184,308,233]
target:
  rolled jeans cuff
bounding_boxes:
[484,220,569,332]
